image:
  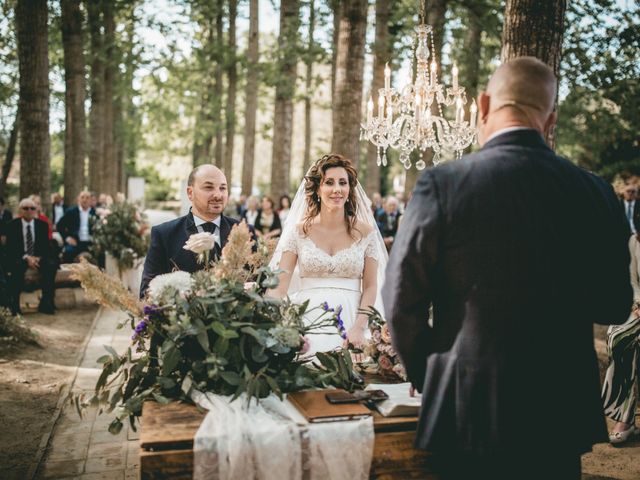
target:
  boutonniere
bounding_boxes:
[184,232,216,267]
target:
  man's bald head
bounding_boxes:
[478,56,558,146]
[487,56,556,117]
[188,164,226,187]
[186,164,229,221]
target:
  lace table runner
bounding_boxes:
[191,391,374,480]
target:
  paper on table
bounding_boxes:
[365,382,422,417]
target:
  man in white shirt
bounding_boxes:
[57,191,97,263]
[140,165,255,297]
[5,198,58,314]
[620,183,639,235]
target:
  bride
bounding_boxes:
[268,154,388,357]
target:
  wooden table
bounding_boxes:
[140,400,438,479]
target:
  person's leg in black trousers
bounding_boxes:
[37,257,57,314]
[7,261,28,315]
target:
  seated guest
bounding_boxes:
[51,192,67,227]
[377,196,402,251]
[255,196,282,239]
[236,195,247,219]
[278,194,291,225]
[29,194,53,240]
[5,197,58,314]
[0,196,12,226]
[57,191,97,263]
[242,196,260,226]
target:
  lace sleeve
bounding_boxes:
[364,231,380,261]
[279,226,298,256]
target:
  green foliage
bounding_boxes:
[91,200,150,271]
[74,232,362,430]
[133,165,173,201]
[0,307,39,346]
[557,0,640,179]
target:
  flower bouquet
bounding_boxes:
[71,223,362,434]
[362,306,407,381]
[91,199,149,274]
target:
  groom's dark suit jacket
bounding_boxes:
[383,129,632,457]
[140,212,243,297]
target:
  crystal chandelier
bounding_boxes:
[361,15,478,170]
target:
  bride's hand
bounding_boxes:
[344,326,367,363]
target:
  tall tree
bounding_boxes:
[0,111,19,199]
[331,0,367,167]
[330,0,340,102]
[213,0,224,167]
[241,0,259,196]
[103,0,117,196]
[365,0,392,196]
[16,0,50,208]
[270,0,300,198]
[405,0,448,197]
[223,0,237,179]
[501,0,566,147]
[87,0,105,194]
[302,0,316,174]
[61,0,87,203]
[192,8,216,167]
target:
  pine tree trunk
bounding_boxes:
[193,14,215,167]
[213,0,224,167]
[365,0,391,197]
[87,0,105,194]
[16,0,51,210]
[223,0,237,180]
[103,0,116,196]
[270,0,300,198]
[303,0,315,174]
[330,1,340,102]
[241,0,259,196]
[61,0,87,204]
[461,5,483,102]
[331,0,367,167]
[501,0,566,148]
[405,0,448,198]
[0,110,19,199]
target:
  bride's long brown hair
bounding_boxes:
[302,154,359,237]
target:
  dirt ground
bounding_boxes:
[0,305,97,479]
[0,308,637,479]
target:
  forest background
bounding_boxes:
[0,0,638,211]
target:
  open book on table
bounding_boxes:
[365,382,422,417]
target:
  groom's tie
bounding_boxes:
[202,222,222,260]
[627,203,633,223]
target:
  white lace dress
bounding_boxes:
[278,227,380,356]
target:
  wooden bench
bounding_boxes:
[22,264,80,292]
[140,400,439,479]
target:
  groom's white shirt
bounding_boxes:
[192,213,221,246]
[485,126,532,144]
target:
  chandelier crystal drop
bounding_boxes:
[361,24,478,170]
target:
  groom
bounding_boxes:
[383,57,632,479]
[140,164,244,298]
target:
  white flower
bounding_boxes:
[183,232,216,255]
[148,271,194,303]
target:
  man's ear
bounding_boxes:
[186,186,194,202]
[478,92,490,123]
[544,110,557,137]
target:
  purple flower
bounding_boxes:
[143,305,160,316]
[131,319,147,340]
[321,301,329,311]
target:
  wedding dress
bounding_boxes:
[270,178,388,356]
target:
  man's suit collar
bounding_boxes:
[185,210,232,244]
[481,128,552,152]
